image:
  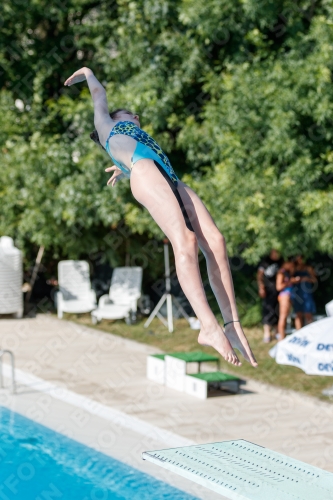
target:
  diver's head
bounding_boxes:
[109,108,140,127]
[90,108,140,149]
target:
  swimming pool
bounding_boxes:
[0,406,198,500]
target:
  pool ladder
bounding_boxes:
[0,350,16,394]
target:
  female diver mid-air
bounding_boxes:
[64,67,257,368]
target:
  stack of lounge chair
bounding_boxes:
[56,261,142,324]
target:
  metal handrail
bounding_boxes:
[0,350,16,394]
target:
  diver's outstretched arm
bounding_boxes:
[64,67,111,139]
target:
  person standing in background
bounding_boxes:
[276,260,300,341]
[292,255,317,329]
[257,249,283,343]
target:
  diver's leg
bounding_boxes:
[130,160,240,366]
[176,182,257,366]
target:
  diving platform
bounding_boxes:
[142,439,333,499]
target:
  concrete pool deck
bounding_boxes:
[1,315,333,498]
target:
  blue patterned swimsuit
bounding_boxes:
[105,121,194,232]
[105,121,178,184]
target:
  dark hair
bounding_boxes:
[90,108,135,148]
[90,130,104,149]
[292,254,305,263]
[109,108,134,119]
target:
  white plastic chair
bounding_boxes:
[56,260,97,319]
[91,267,142,324]
[326,300,333,317]
[0,236,23,318]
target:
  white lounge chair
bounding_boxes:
[56,260,97,319]
[91,267,142,324]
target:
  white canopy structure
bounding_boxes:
[56,260,97,318]
[270,317,333,376]
[0,236,23,318]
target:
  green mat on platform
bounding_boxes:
[151,350,219,363]
[189,372,240,383]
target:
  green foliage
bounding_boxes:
[240,302,262,327]
[1,0,333,266]
[179,11,333,262]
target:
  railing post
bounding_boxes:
[0,350,16,394]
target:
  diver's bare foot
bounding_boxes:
[224,322,258,367]
[198,324,241,366]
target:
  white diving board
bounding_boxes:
[142,439,333,499]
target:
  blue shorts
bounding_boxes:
[292,292,316,314]
[278,287,293,300]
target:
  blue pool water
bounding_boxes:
[0,406,198,500]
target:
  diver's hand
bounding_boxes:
[64,67,93,86]
[105,166,124,187]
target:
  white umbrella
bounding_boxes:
[269,317,333,376]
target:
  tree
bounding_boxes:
[1,0,332,269]
[178,9,333,262]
